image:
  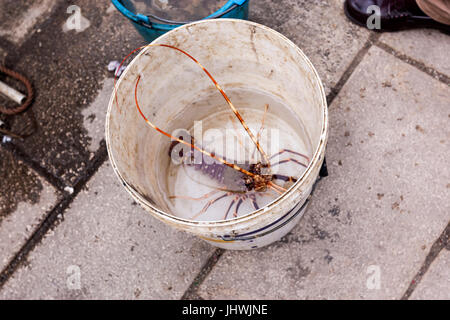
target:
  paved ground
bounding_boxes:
[0,0,448,300]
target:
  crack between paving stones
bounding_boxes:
[401,221,450,300]
[326,33,380,106]
[375,41,450,86]
[0,142,108,291]
[181,248,225,300]
[0,142,67,192]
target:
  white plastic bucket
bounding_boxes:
[106,19,328,250]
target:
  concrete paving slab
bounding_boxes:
[411,249,450,300]
[380,29,450,77]
[197,46,450,300]
[0,0,57,45]
[251,0,371,94]
[0,148,58,271]
[4,0,146,186]
[0,163,215,299]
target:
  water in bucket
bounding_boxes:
[130,0,229,22]
[165,88,313,222]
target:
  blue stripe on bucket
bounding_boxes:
[218,177,323,242]
[219,197,310,242]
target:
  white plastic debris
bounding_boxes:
[108,60,126,77]
[64,186,75,194]
[107,60,120,71]
[2,135,12,144]
[116,65,126,77]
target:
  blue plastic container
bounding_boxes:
[112,0,250,42]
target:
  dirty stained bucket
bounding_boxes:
[106,19,328,250]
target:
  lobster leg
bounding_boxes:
[192,192,231,220]
[169,190,219,201]
[250,194,259,210]
[271,158,308,168]
[224,197,237,220]
[272,174,298,183]
[269,149,310,162]
[233,198,244,217]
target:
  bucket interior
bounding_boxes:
[107,20,326,222]
[123,0,229,22]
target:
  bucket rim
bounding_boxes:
[105,18,328,229]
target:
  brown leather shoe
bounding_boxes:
[344,0,450,32]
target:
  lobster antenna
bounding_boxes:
[135,75,256,178]
[114,43,270,165]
